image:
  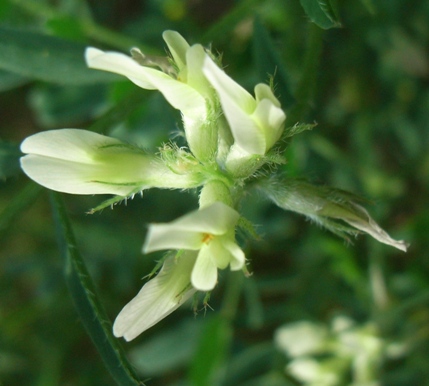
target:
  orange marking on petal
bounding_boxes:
[202,233,214,244]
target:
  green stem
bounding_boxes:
[368,243,389,314]
[80,20,150,51]
[220,270,244,322]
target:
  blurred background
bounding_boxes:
[1,0,428,385]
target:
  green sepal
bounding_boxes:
[257,177,362,239]
[237,216,261,241]
[87,189,143,214]
[256,176,408,251]
[282,122,317,140]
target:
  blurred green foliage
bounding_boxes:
[0,0,428,385]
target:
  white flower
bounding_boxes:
[287,357,341,386]
[86,32,211,120]
[113,252,197,341]
[85,31,217,160]
[275,321,329,357]
[20,129,203,196]
[202,55,286,156]
[143,202,245,291]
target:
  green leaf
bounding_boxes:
[0,27,119,84]
[50,192,144,386]
[29,83,108,127]
[223,343,276,384]
[0,140,21,179]
[360,0,376,15]
[0,182,42,238]
[252,19,294,107]
[201,0,259,44]
[0,69,28,91]
[87,88,150,134]
[287,24,323,123]
[299,0,341,29]
[46,15,87,42]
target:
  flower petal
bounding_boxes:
[20,154,140,195]
[113,252,197,341]
[86,47,206,120]
[185,45,213,99]
[85,47,157,89]
[250,98,285,151]
[20,129,152,195]
[21,129,205,195]
[170,202,239,234]
[143,224,203,253]
[20,128,121,160]
[162,30,189,71]
[206,238,230,269]
[221,101,266,155]
[254,83,281,107]
[145,73,206,120]
[275,321,328,357]
[191,246,218,291]
[203,56,266,155]
[143,202,240,253]
[203,56,255,113]
[223,240,246,271]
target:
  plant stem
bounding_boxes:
[220,270,244,322]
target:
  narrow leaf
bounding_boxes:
[252,19,294,108]
[0,27,119,84]
[360,0,376,15]
[0,69,28,92]
[0,140,21,179]
[287,24,323,124]
[200,0,259,44]
[50,192,143,386]
[300,0,341,29]
[0,182,42,237]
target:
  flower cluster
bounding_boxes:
[20,31,407,341]
[275,317,405,386]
